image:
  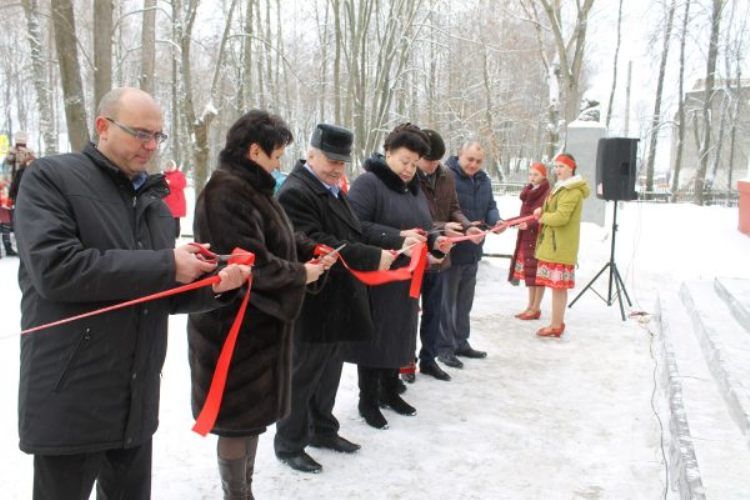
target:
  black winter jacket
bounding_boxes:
[15,142,223,455]
[344,154,434,368]
[277,161,381,343]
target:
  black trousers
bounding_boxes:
[418,271,445,364]
[33,439,152,500]
[274,340,343,456]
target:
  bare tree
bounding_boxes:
[725,1,747,192]
[536,0,596,126]
[694,0,725,205]
[140,0,157,93]
[21,0,57,154]
[644,0,676,196]
[176,0,239,192]
[51,0,89,151]
[240,0,254,110]
[605,0,623,130]
[671,0,692,200]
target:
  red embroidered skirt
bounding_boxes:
[535,259,575,289]
[512,247,526,282]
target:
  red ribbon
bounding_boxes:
[331,242,428,298]
[445,214,537,243]
[192,273,253,436]
[19,246,256,438]
[20,276,222,335]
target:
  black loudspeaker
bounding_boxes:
[595,137,639,201]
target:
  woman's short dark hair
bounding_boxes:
[383,123,430,157]
[220,109,293,163]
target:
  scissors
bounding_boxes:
[391,241,420,257]
[311,243,347,263]
[188,243,255,265]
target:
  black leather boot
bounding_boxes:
[380,369,417,416]
[358,365,388,429]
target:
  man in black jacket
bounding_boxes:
[14,87,249,500]
[274,124,394,473]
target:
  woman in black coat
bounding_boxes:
[188,110,330,499]
[508,162,550,319]
[346,123,450,429]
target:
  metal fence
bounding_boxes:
[491,181,527,198]
[492,182,739,207]
[637,188,739,206]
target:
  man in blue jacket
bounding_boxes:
[438,141,502,368]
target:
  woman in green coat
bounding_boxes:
[532,153,590,337]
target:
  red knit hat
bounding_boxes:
[554,153,576,173]
[530,162,547,177]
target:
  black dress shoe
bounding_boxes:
[437,353,464,369]
[420,361,451,381]
[396,378,407,394]
[277,451,322,473]
[380,394,417,416]
[358,400,389,429]
[455,346,487,359]
[309,435,361,454]
[401,372,415,383]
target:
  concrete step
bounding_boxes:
[714,277,750,335]
[680,281,750,445]
[657,289,750,498]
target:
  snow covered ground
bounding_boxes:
[1,197,749,499]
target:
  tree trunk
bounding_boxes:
[140,0,157,93]
[21,0,57,154]
[51,0,89,152]
[331,0,342,125]
[93,0,113,115]
[254,0,265,108]
[317,1,330,121]
[671,0,691,200]
[644,0,676,196]
[605,0,623,130]
[694,0,724,206]
[241,0,254,110]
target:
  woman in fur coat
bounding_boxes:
[188,110,331,499]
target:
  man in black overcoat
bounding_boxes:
[274,124,394,473]
[13,87,249,499]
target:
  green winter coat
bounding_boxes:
[535,175,590,266]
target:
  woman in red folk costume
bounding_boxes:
[508,162,550,319]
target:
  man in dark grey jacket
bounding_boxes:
[14,87,249,500]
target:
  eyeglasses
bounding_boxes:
[106,117,168,145]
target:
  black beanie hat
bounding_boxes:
[422,129,445,161]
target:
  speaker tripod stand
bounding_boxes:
[568,201,632,321]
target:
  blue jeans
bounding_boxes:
[438,262,478,356]
[418,271,445,364]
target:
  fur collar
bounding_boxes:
[363,153,420,195]
[520,178,549,204]
[218,154,276,196]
